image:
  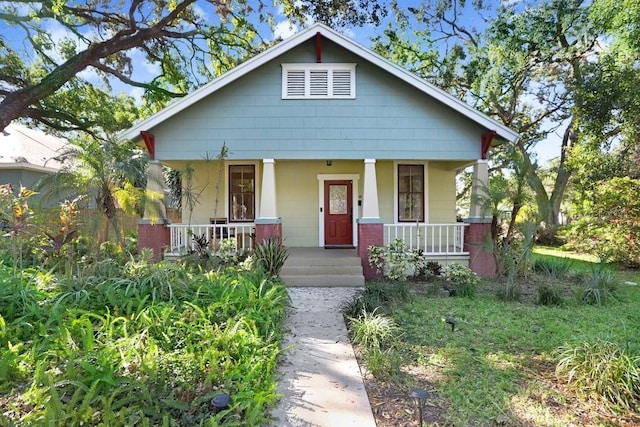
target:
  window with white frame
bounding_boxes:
[282,63,356,99]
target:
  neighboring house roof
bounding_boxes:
[0,124,67,173]
[122,23,519,144]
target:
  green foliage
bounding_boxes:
[532,256,574,279]
[537,283,565,306]
[0,184,37,270]
[575,266,618,306]
[38,137,148,256]
[563,177,640,267]
[253,236,289,277]
[341,281,409,318]
[368,238,411,282]
[0,261,287,425]
[348,308,399,350]
[362,347,403,380]
[445,263,479,298]
[556,340,640,411]
[373,259,640,424]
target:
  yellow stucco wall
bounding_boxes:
[428,163,457,223]
[276,160,364,247]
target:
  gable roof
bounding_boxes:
[0,123,67,173]
[121,23,519,144]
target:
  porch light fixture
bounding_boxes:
[211,392,231,413]
[326,160,333,166]
[410,387,429,427]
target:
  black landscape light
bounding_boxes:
[410,387,429,427]
[211,392,231,413]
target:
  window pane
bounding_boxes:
[398,164,424,222]
[229,165,255,221]
[329,184,348,214]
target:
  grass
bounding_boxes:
[0,260,288,426]
[355,246,640,426]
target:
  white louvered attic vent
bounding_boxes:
[282,63,356,99]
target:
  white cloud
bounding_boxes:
[273,20,299,40]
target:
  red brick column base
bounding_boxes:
[255,221,282,245]
[138,221,170,262]
[358,221,384,280]
[464,221,496,278]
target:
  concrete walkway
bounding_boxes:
[270,287,376,426]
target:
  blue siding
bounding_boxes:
[152,39,485,161]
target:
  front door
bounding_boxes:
[324,180,353,246]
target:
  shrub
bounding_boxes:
[368,238,410,282]
[532,257,574,278]
[575,266,618,305]
[445,263,479,297]
[347,308,399,350]
[362,347,403,380]
[538,283,564,306]
[341,282,409,318]
[253,236,289,276]
[556,340,640,411]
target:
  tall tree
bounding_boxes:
[0,0,385,135]
[372,0,626,232]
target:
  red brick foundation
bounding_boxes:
[255,222,282,245]
[138,221,170,262]
[358,222,384,280]
[464,221,496,278]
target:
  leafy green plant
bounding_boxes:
[538,283,565,306]
[556,340,640,411]
[348,308,399,350]
[445,263,479,297]
[341,281,409,318]
[368,238,411,282]
[532,256,574,278]
[362,346,403,380]
[575,266,618,305]
[253,236,289,276]
[1,262,287,425]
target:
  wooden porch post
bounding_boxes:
[255,159,282,244]
[465,159,496,277]
[358,159,384,279]
[138,159,170,262]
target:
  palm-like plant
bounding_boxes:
[39,136,149,254]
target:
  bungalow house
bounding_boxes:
[122,23,519,278]
[0,123,67,204]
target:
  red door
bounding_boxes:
[324,180,353,247]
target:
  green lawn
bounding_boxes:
[356,247,640,426]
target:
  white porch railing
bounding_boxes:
[168,223,255,254]
[383,223,469,255]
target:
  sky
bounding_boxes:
[0,0,561,163]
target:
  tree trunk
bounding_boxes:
[548,120,575,226]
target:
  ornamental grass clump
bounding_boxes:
[556,340,640,412]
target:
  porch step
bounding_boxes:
[280,248,365,287]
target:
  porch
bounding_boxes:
[165,222,469,259]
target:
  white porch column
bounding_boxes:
[259,158,278,218]
[468,159,490,220]
[362,159,380,218]
[143,160,167,221]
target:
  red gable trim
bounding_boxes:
[316,32,322,63]
[481,130,496,160]
[140,131,155,160]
